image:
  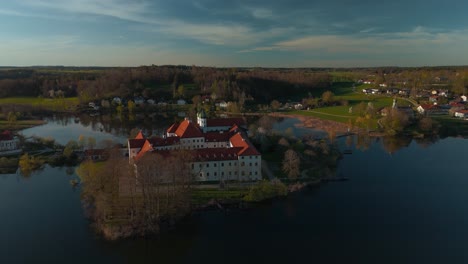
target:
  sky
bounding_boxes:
[1,0,468,67]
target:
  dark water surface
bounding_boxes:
[2,119,468,263]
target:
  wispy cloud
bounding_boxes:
[19,0,157,24]
[250,8,273,19]
[360,27,377,33]
[241,27,468,54]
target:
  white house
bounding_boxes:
[112,97,122,105]
[454,110,468,118]
[177,99,186,105]
[0,131,21,156]
[134,97,145,105]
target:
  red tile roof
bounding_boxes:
[128,138,146,148]
[204,131,232,142]
[175,120,204,138]
[0,131,14,141]
[229,132,260,156]
[167,123,179,134]
[207,118,245,127]
[135,131,145,139]
[84,149,109,158]
[149,136,180,147]
[135,140,153,161]
[456,109,468,114]
[420,104,439,110]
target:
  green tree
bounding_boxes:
[64,140,78,158]
[116,104,123,116]
[127,100,135,114]
[7,112,17,128]
[177,85,185,98]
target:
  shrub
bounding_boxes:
[243,179,288,202]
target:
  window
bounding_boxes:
[214,163,217,167]
[255,172,258,175]
[214,172,217,176]
[207,173,210,177]
[191,164,194,169]
[241,171,245,176]
[249,163,252,166]
[199,164,202,168]
[221,163,224,167]
[249,172,252,175]
[206,164,209,168]
[221,172,224,176]
[241,162,245,166]
[229,162,231,166]
[255,162,258,166]
[229,172,231,176]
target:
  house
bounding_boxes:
[84,149,109,161]
[177,99,186,105]
[454,110,468,119]
[371,89,380,94]
[386,88,400,95]
[0,131,21,156]
[112,97,122,105]
[294,103,303,110]
[134,97,145,105]
[147,99,155,105]
[218,101,228,109]
[461,95,467,102]
[128,110,260,182]
[429,95,439,103]
[417,104,448,116]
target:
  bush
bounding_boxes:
[243,179,288,202]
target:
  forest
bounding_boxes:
[0,66,467,105]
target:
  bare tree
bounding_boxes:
[282,149,301,179]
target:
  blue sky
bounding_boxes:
[1,0,468,67]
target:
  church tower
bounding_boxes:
[197,108,207,132]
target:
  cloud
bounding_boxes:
[19,0,157,24]
[360,27,377,33]
[242,27,468,55]
[250,8,273,19]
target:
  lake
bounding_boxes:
[1,118,468,263]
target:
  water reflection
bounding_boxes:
[21,113,179,145]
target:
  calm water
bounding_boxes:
[2,119,468,263]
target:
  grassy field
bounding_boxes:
[289,82,393,128]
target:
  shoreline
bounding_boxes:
[0,119,47,132]
[269,112,356,135]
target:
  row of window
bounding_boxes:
[240,156,259,160]
[199,171,259,178]
[192,161,259,169]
